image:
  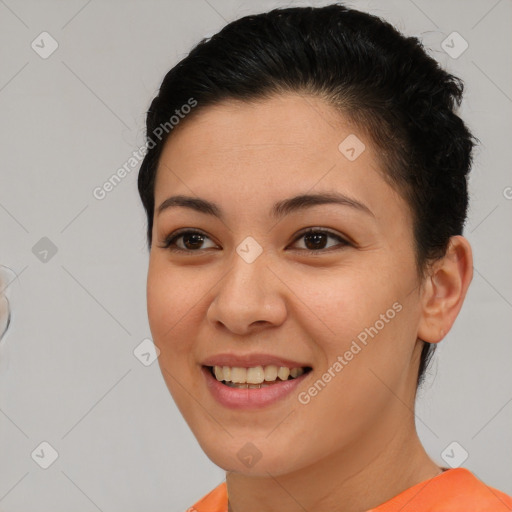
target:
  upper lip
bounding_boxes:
[202,353,312,369]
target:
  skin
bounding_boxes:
[146,93,473,511]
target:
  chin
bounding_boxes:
[198,436,305,477]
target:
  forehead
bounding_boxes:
[159,94,348,165]
[153,93,408,224]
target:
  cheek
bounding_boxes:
[299,266,419,403]
[146,265,171,340]
[146,260,202,410]
[297,267,402,348]
[146,258,200,355]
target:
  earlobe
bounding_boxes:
[417,236,473,344]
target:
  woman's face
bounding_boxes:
[147,93,426,476]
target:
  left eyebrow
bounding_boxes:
[271,191,374,219]
[156,191,374,220]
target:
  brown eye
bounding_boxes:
[160,229,218,252]
[181,232,206,250]
[291,228,349,252]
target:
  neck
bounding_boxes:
[226,407,441,512]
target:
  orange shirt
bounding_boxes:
[188,468,512,512]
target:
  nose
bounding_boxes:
[206,250,287,336]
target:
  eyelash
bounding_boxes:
[158,227,350,254]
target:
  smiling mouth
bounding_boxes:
[205,365,312,389]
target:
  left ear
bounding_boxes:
[417,235,473,343]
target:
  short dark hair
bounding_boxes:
[137,3,476,389]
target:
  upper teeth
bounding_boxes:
[212,365,305,384]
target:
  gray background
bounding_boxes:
[0,0,511,510]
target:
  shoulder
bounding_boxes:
[439,468,512,511]
[187,482,228,512]
[372,468,512,512]
[186,470,512,512]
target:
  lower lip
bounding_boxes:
[202,366,310,409]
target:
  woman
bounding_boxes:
[137,3,512,511]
